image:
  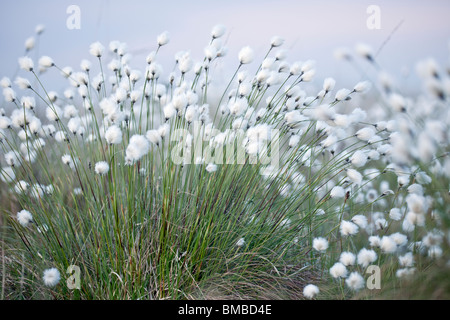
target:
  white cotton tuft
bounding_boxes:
[15,77,32,90]
[0,77,11,88]
[43,268,61,287]
[335,88,351,101]
[330,262,348,278]
[353,81,371,93]
[126,135,150,163]
[236,237,245,247]
[157,31,170,46]
[357,248,377,268]
[21,96,35,109]
[211,24,226,39]
[355,43,374,60]
[238,46,254,64]
[184,105,197,123]
[346,169,363,185]
[17,209,33,227]
[270,35,284,47]
[390,232,408,247]
[345,272,365,291]
[163,103,177,120]
[380,236,397,253]
[89,41,105,57]
[323,77,336,92]
[349,150,368,167]
[340,220,359,236]
[351,215,368,229]
[206,163,218,173]
[312,237,329,252]
[303,284,319,299]
[25,37,35,51]
[146,129,162,146]
[398,252,414,267]
[18,56,34,72]
[229,98,248,117]
[388,93,407,112]
[339,252,356,266]
[369,235,381,247]
[289,135,300,148]
[330,186,345,198]
[39,56,55,69]
[389,208,402,221]
[355,127,376,141]
[94,161,109,175]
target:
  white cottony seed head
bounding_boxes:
[43,268,61,287]
[211,24,226,39]
[303,284,319,299]
[18,56,34,72]
[313,237,329,252]
[89,42,105,57]
[17,209,33,227]
[157,31,170,46]
[95,161,110,175]
[238,46,254,65]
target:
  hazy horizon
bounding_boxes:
[1,0,449,96]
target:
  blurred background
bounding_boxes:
[0,0,449,94]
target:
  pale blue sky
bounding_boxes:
[1,0,449,93]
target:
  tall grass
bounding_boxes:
[1,25,449,300]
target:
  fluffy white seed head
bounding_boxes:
[15,77,31,90]
[303,284,319,299]
[157,31,170,46]
[369,235,381,247]
[17,209,33,227]
[270,36,284,48]
[105,125,122,145]
[346,169,363,185]
[211,24,226,39]
[340,252,356,266]
[330,186,345,198]
[18,56,34,72]
[89,41,105,57]
[323,77,336,92]
[146,129,162,146]
[398,252,414,267]
[345,272,365,291]
[25,37,35,51]
[355,43,374,60]
[340,220,359,236]
[126,135,150,163]
[20,96,35,109]
[0,77,11,88]
[335,88,351,101]
[313,237,329,252]
[350,150,368,167]
[94,161,110,175]
[330,262,348,278]
[355,127,375,141]
[206,163,218,173]
[35,24,45,35]
[357,248,377,268]
[39,55,55,69]
[238,46,254,65]
[380,236,397,253]
[351,215,368,229]
[43,268,61,287]
[236,237,245,247]
[353,81,371,93]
